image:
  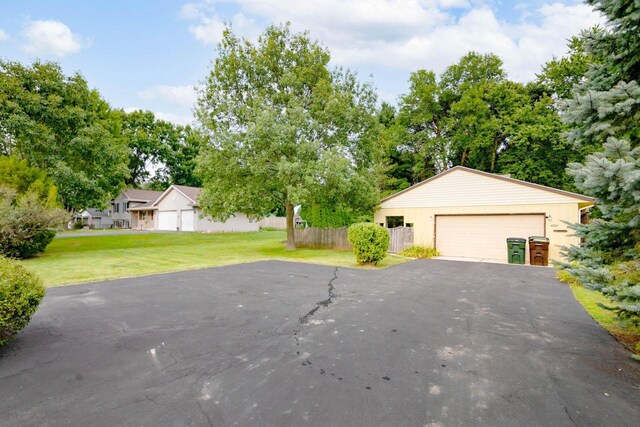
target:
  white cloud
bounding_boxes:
[138,85,197,107]
[182,0,604,82]
[22,20,89,56]
[153,111,195,126]
[0,29,9,42]
[181,2,259,45]
[124,107,194,127]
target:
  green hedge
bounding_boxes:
[300,204,355,228]
[347,223,389,265]
[0,257,45,346]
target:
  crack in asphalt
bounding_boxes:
[298,267,339,326]
[196,399,214,427]
[293,267,339,351]
[563,405,579,426]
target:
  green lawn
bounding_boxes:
[22,230,408,287]
[557,269,640,355]
[568,283,640,355]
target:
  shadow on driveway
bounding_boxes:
[1,260,639,426]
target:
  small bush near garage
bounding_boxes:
[0,257,45,346]
[347,223,389,265]
[400,246,440,259]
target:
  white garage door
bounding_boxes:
[181,210,194,232]
[436,214,545,262]
[158,211,178,231]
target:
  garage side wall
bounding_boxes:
[195,210,259,233]
[374,203,580,262]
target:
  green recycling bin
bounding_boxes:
[507,237,526,264]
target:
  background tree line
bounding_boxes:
[0,34,596,219]
[0,60,203,257]
[0,60,203,212]
[375,36,596,198]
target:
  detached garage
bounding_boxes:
[150,185,259,233]
[374,166,595,263]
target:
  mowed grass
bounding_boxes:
[568,282,640,355]
[22,230,408,287]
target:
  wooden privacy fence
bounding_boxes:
[295,227,352,250]
[294,226,414,253]
[388,226,414,254]
[258,216,287,229]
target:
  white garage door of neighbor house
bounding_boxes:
[158,211,178,231]
[181,210,194,232]
[436,214,545,262]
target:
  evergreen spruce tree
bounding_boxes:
[561,0,640,321]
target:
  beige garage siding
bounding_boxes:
[436,214,545,262]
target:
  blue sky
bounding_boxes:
[0,1,602,126]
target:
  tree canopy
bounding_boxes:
[0,60,129,210]
[195,24,380,249]
[112,109,203,190]
[377,50,587,195]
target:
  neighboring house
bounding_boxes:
[111,189,163,229]
[129,185,259,233]
[73,209,113,229]
[374,166,595,263]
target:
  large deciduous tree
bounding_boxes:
[0,60,129,210]
[561,0,640,321]
[114,109,163,186]
[153,125,203,189]
[195,24,379,250]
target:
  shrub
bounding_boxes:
[556,268,581,286]
[73,220,85,230]
[0,188,68,259]
[347,223,389,265]
[400,245,440,259]
[0,257,45,346]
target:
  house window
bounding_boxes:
[114,203,119,213]
[125,202,129,212]
[405,223,413,228]
[386,216,404,228]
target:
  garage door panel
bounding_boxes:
[158,211,177,231]
[181,210,194,232]
[436,215,545,262]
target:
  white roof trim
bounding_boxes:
[150,185,197,207]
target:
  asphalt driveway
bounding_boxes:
[1,260,639,426]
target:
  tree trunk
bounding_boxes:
[460,149,468,166]
[285,200,296,251]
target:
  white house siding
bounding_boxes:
[380,168,585,209]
